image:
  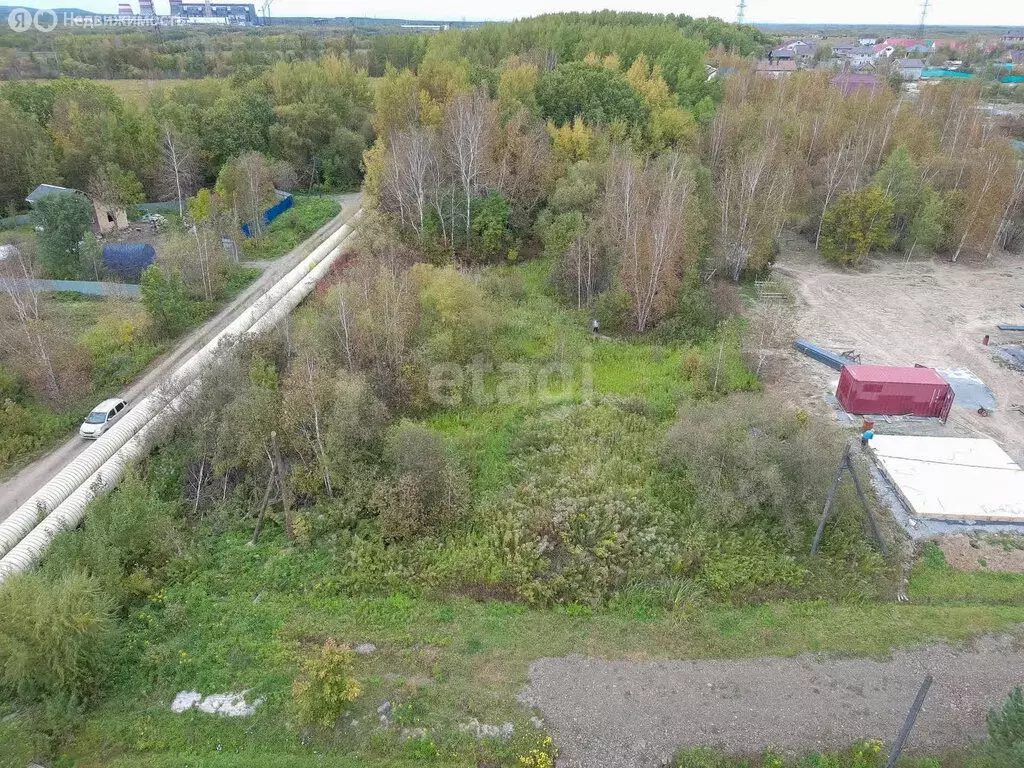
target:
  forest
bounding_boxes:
[2,11,1024,768]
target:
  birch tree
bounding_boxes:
[159,124,199,219]
[605,147,696,333]
[444,88,494,243]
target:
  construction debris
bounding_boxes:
[793,339,859,371]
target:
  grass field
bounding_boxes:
[26,77,227,106]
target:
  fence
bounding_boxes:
[241,194,294,238]
[1,278,141,299]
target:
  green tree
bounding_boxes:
[988,686,1024,764]
[0,100,57,212]
[216,152,276,235]
[906,188,945,257]
[874,146,924,245]
[88,163,145,211]
[140,265,196,337]
[537,61,648,130]
[470,192,511,258]
[819,185,895,266]
[31,192,95,279]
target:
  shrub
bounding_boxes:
[291,639,361,726]
[140,265,198,338]
[663,394,853,538]
[79,311,159,388]
[479,406,678,604]
[413,263,495,364]
[591,287,632,334]
[43,472,181,609]
[0,571,115,703]
[989,686,1024,749]
[0,399,76,468]
[373,423,467,541]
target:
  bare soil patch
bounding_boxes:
[772,232,1024,462]
[521,634,1024,767]
[939,534,1024,573]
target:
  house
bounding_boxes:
[883,37,930,54]
[847,45,879,68]
[25,183,130,236]
[774,40,816,63]
[769,48,795,61]
[1005,32,1024,46]
[832,44,856,57]
[1010,50,1024,65]
[25,184,77,206]
[756,59,797,79]
[898,59,925,80]
[830,73,883,96]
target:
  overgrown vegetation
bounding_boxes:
[2,12,1023,768]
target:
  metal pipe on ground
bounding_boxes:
[0,212,363,561]
[0,382,199,584]
[245,210,363,338]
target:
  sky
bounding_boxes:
[32,0,1024,27]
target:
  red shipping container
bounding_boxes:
[836,365,955,422]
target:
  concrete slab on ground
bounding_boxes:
[871,435,1024,523]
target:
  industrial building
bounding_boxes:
[168,0,262,25]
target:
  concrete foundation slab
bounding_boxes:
[870,435,1024,523]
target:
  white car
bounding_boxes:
[79,398,129,439]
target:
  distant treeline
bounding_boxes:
[0,11,773,80]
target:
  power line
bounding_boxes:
[918,0,931,40]
[737,0,747,25]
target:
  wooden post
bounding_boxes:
[885,674,933,768]
[270,430,294,541]
[811,444,887,557]
[811,445,848,556]
[846,449,887,556]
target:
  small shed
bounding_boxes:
[836,365,954,421]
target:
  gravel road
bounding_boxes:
[0,193,361,521]
[520,633,1024,767]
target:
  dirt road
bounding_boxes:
[773,234,1024,461]
[521,633,1024,767]
[0,193,362,523]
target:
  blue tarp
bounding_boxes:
[240,194,294,238]
[103,243,156,282]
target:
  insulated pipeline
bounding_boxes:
[0,211,362,560]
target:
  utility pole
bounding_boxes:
[737,0,747,25]
[918,0,930,41]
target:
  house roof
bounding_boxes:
[756,60,797,72]
[830,73,882,95]
[885,37,928,49]
[770,48,795,59]
[899,59,926,68]
[25,184,77,204]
